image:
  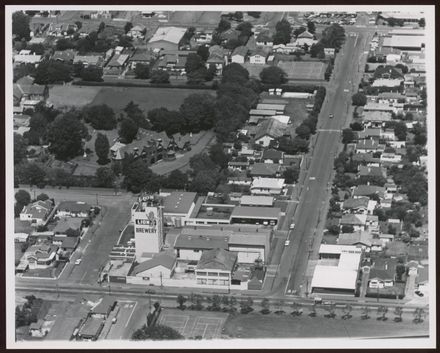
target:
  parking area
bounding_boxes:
[157,309,228,339]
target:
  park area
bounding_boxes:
[48,85,216,113]
[277,61,327,81]
[223,310,429,339]
[157,308,228,339]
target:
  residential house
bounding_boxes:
[194,29,213,44]
[368,258,399,288]
[337,231,374,252]
[261,149,284,164]
[127,24,146,39]
[47,22,78,37]
[254,119,289,147]
[56,201,91,218]
[128,49,154,69]
[29,320,49,337]
[13,114,31,135]
[380,150,402,164]
[13,82,47,107]
[157,54,187,74]
[352,185,386,199]
[355,139,385,154]
[195,248,238,286]
[228,161,249,171]
[256,31,274,47]
[206,45,228,75]
[251,177,285,195]
[73,55,104,68]
[231,46,248,64]
[362,111,393,128]
[358,165,387,179]
[219,29,240,44]
[20,200,53,225]
[249,47,270,65]
[146,26,187,51]
[342,197,376,215]
[14,53,42,66]
[52,49,77,63]
[295,30,315,47]
[105,54,130,74]
[372,78,404,88]
[24,243,59,269]
[340,214,368,232]
[249,163,282,178]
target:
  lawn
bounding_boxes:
[89,86,215,113]
[169,11,202,24]
[277,61,327,81]
[223,311,429,339]
[47,85,102,110]
[198,11,222,25]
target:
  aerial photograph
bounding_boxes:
[6,5,435,349]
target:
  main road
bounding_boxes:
[268,28,372,297]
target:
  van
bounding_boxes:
[314,297,322,304]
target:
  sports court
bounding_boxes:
[158,309,228,339]
[277,61,327,80]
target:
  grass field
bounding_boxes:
[169,11,202,24]
[158,309,228,339]
[198,12,222,25]
[224,311,429,339]
[278,61,327,81]
[48,85,102,109]
[89,87,215,113]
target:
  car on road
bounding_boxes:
[145,289,156,294]
[415,290,424,297]
[285,240,290,246]
[290,223,295,230]
[329,114,334,118]
[112,317,117,324]
[75,259,82,265]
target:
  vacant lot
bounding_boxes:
[89,86,215,113]
[242,63,270,79]
[198,12,222,25]
[278,61,327,81]
[169,11,202,24]
[158,308,228,339]
[224,311,429,339]
[48,85,102,110]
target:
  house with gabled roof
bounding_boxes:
[256,31,274,47]
[131,252,177,283]
[231,46,248,64]
[295,30,315,47]
[127,24,146,39]
[254,119,289,147]
[340,214,368,232]
[261,149,284,164]
[249,163,282,178]
[20,200,53,226]
[249,47,270,64]
[195,248,238,286]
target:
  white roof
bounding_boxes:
[319,244,360,255]
[148,26,187,44]
[271,115,290,124]
[372,78,404,87]
[389,28,425,36]
[380,11,424,20]
[251,177,284,189]
[240,195,274,206]
[383,35,425,49]
[311,266,358,290]
[14,54,42,64]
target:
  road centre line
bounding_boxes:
[125,301,138,328]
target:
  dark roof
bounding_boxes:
[91,296,116,315]
[132,252,176,275]
[262,149,283,161]
[174,233,229,250]
[369,258,398,280]
[256,31,273,43]
[196,248,237,271]
[57,201,91,214]
[353,185,385,197]
[255,119,288,140]
[250,163,281,177]
[342,197,369,210]
[232,45,248,57]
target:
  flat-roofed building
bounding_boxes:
[251,177,285,195]
[162,192,197,227]
[146,26,187,51]
[311,244,362,296]
[240,195,274,207]
[231,206,281,226]
[195,248,237,287]
[382,35,425,51]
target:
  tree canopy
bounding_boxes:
[34,60,73,84]
[273,19,292,45]
[150,70,170,84]
[94,133,110,164]
[180,93,216,132]
[259,66,288,85]
[132,324,183,340]
[12,11,31,41]
[82,104,117,130]
[118,118,139,144]
[47,113,87,161]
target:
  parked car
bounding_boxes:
[285,240,290,246]
[75,259,82,265]
[415,290,424,297]
[290,223,296,230]
[329,113,334,118]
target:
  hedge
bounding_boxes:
[72,80,217,90]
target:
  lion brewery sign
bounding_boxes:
[132,194,164,260]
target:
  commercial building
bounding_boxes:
[231,206,281,226]
[131,194,164,261]
[251,177,285,195]
[162,192,197,227]
[195,248,237,287]
[310,244,363,296]
[146,26,187,51]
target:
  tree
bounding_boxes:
[16,162,46,186]
[119,118,138,144]
[393,121,407,141]
[132,324,183,340]
[273,19,292,45]
[15,189,31,206]
[56,38,75,51]
[222,63,250,85]
[177,294,187,310]
[83,104,116,130]
[197,45,210,61]
[209,143,230,169]
[187,66,209,84]
[123,158,154,193]
[320,23,346,50]
[350,121,363,131]
[34,60,72,84]
[342,128,356,144]
[27,43,45,55]
[260,298,270,314]
[14,133,27,165]
[240,297,254,314]
[134,63,150,79]
[307,21,316,34]
[189,170,218,194]
[283,167,300,184]
[351,92,367,106]
[164,170,188,190]
[293,26,306,38]
[36,193,49,201]
[147,108,184,134]
[95,167,115,187]
[295,124,311,140]
[80,66,103,82]
[237,21,253,37]
[180,93,216,132]
[217,19,231,33]
[309,42,325,58]
[247,12,261,18]
[13,63,35,82]
[95,133,110,164]
[150,70,170,84]
[12,11,31,41]
[185,53,205,74]
[124,22,133,34]
[259,66,288,85]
